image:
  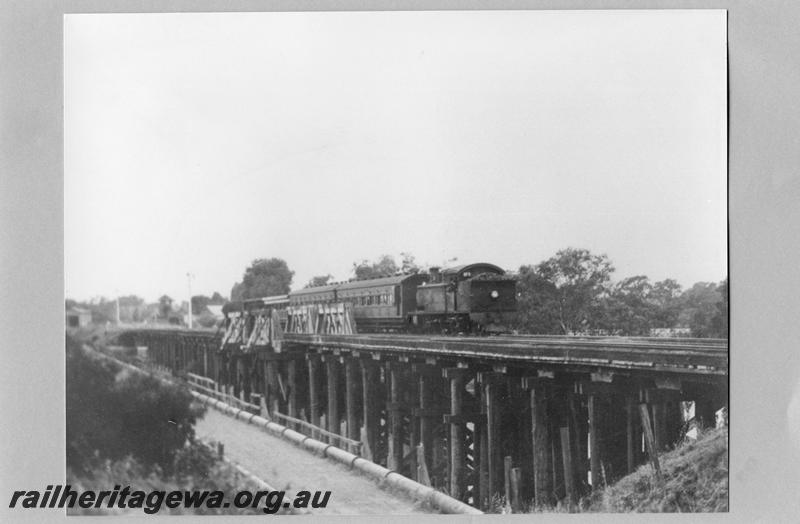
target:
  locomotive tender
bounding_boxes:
[225,262,517,334]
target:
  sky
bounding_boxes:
[64,10,727,303]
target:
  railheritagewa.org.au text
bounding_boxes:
[8,484,331,514]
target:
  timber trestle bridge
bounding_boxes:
[116,312,727,511]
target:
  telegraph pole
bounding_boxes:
[187,272,195,329]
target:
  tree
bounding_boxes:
[158,295,173,319]
[192,291,225,315]
[678,282,723,338]
[514,267,562,334]
[117,295,145,323]
[711,278,729,338]
[305,275,333,288]
[601,275,655,336]
[649,279,683,328]
[230,258,294,301]
[83,297,115,324]
[190,295,211,314]
[118,295,144,308]
[189,292,227,315]
[520,248,614,334]
[679,278,727,339]
[352,254,399,280]
[400,252,421,274]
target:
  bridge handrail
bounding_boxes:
[186,372,216,388]
[271,412,362,456]
[183,378,261,414]
[183,373,361,453]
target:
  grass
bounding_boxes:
[484,427,729,514]
[584,427,728,512]
[66,451,285,516]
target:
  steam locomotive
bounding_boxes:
[224,262,517,335]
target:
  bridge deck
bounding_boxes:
[282,333,728,376]
[121,328,728,377]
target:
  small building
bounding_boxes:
[650,327,692,337]
[66,307,92,328]
[206,304,224,321]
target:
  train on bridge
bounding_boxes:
[223,262,518,335]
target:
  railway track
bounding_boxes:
[496,333,727,348]
[120,327,727,350]
[281,333,728,377]
[119,328,728,376]
[121,328,728,368]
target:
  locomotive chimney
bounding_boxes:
[429,266,441,284]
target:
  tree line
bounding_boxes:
[228,252,422,300]
[228,249,728,339]
[514,248,727,338]
[66,291,227,328]
[67,249,727,338]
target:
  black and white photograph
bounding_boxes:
[53,10,729,515]
[58,9,731,516]
[17,2,800,521]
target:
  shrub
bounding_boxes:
[66,334,205,475]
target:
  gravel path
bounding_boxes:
[194,408,432,515]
